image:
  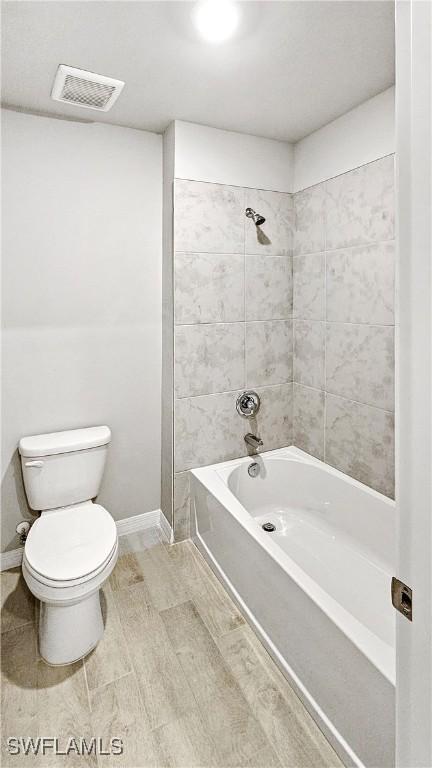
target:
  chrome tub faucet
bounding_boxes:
[244,433,263,450]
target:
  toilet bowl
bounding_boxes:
[19,426,118,666]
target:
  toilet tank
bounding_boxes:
[19,426,111,511]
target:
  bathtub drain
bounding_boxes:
[262,522,276,532]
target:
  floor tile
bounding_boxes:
[90,673,160,767]
[0,567,35,634]
[135,543,190,611]
[1,530,345,768]
[2,658,96,768]
[113,582,196,731]
[166,541,244,638]
[109,553,145,592]
[84,585,131,691]
[160,601,273,767]
[118,527,164,556]
[152,710,218,768]
[218,626,342,768]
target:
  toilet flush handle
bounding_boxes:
[24,460,44,468]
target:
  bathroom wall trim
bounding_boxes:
[0,509,172,571]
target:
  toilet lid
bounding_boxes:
[25,502,117,582]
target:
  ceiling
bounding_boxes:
[1,1,395,142]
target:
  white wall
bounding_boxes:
[174,120,294,192]
[173,90,394,194]
[1,109,162,551]
[294,87,395,191]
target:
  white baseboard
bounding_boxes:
[0,508,173,571]
[159,510,174,543]
[115,508,161,536]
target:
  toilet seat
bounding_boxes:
[24,501,117,587]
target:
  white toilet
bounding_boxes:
[19,425,118,666]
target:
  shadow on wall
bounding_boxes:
[255,226,271,246]
[1,450,34,552]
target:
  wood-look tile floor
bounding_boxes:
[1,528,343,767]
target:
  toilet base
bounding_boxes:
[39,590,104,666]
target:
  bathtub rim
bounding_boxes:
[190,445,396,686]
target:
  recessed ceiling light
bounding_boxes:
[193,0,240,44]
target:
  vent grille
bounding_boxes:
[51,65,124,112]
[62,74,116,109]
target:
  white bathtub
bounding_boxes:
[190,447,395,768]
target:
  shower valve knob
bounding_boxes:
[236,391,261,418]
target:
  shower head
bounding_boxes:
[245,207,266,226]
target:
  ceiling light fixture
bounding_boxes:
[193,0,240,44]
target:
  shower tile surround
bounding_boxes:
[172,156,395,538]
[173,180,294,539]
[293,154,395,498]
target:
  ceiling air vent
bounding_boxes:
[51,65,125,112]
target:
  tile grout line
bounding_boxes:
[0,618,34,636]
[175,381,293,400]
[87,669,133,698]
[176,317,294,327]
[292,235,395,259]
[291,382,395,415]
[81,658,95,734]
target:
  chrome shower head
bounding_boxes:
[245,207,266,226]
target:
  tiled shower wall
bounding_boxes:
[292,154,395,497]
[171,155,395,539]
[173,180,294,539]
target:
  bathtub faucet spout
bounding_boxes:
[244,433,263,450]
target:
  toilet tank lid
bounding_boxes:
[19,426,111,458]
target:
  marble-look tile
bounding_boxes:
[293,253,325,320]
[293,384,325,460]
[326,242,395,324]
[246,320,292,387]
[245,254,292,320]
[326,323,394,411]
[175,390,245,472]
[175,252,244,325]
[174,180,244,254]
[175,322,244,398]
[244,189,293,256]
[253,383,293,451]
[174,472,190,542]
[293,321,325,390]
[294,184,325,255]
[325,155,395,249]
[325,394,395,498]
[1,567,35,634]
